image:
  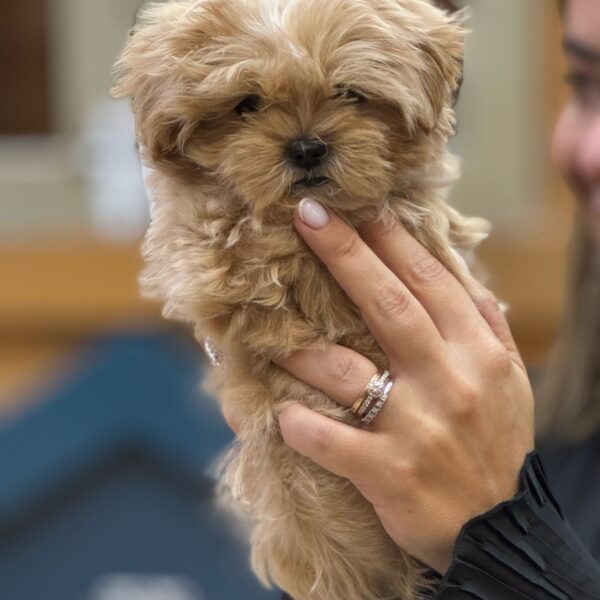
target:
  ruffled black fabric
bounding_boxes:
[433,450,600,599]
[280,451,600,600]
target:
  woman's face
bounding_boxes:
[553,0,600,245]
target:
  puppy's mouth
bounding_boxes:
[294,176,330,187]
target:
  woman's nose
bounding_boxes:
[577,116,600,183]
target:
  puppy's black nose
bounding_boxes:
[286,137,328,169]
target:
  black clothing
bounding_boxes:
[538,430,600,559]
[280,438,600,599]
[434,450,600,599]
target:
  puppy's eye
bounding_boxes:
[235,94,263,115]
[333,85,366,104]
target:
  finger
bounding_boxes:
[273,344,379,409]
[294,200,445,364]
[358,218,494,344]
[465,277,525,369]
[278,402,379,484]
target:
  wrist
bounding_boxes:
[427,451,529,575]
[440,450,541,569]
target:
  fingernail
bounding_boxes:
[298,197,329,229]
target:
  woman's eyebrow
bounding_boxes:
[563,37,600,63]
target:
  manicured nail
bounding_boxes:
[298,197,329,229]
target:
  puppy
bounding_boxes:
[113,1,490,598]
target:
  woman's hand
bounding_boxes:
[222,197,535,575]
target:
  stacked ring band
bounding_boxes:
[351,369,394,425]
[361,379,394,425]
[351,370,388,416]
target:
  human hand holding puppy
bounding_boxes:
[223,197,535,575]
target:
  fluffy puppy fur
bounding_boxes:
[113,0,490,598]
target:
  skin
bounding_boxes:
[553,0,600,245]
[222,0,600,576]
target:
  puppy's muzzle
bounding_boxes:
[287,137,331,187]
[286,137,328,170]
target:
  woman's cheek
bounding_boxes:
[552,103,582,186]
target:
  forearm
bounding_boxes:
[434,451,600,599]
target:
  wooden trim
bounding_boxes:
[0,238,566,364]
[479,237,568,365]
[0,240,160,338]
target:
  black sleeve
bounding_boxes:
[433,450,600,599]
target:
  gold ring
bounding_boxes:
[361,378,394,425]
[352,370,390,417]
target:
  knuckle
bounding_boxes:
[308,421,334,454]
[482,290,500,308]
[375,280,412,319]
[484,340,513,376]
[449,376,480,418]
[328,352,361,387]
[390,452,419,483]
[409,253,446,285]
[424,419,451,453]
[476,291,501,317]
[393,459,420,495]
[335,231,362,262]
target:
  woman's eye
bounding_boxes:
[235,94,263,115]
[564,72,600,108]
[333,85,366,104]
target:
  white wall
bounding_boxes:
[450,0,553,236]
[0,0,146,241]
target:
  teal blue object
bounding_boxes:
[0,330,281,600]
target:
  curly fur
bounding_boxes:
[112,0,490,598]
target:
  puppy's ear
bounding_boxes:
[412,8,466,133]
[369,0,466,134]
[111,0,227,167]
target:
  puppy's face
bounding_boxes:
[114,0,464,218]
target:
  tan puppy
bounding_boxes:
[113,1,490,598]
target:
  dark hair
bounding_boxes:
[535,219,600,442]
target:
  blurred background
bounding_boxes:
[0,1,573,599]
